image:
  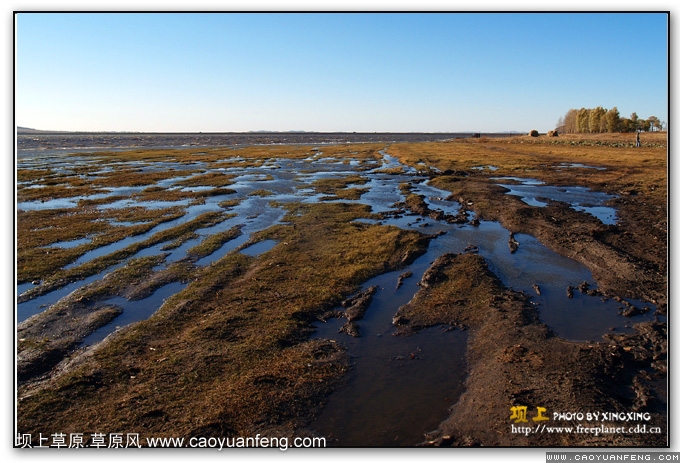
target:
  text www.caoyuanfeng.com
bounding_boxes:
[16,432,325,450]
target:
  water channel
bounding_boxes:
[17,145,658,446]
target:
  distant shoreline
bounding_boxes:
[17,128,523,136]
[16,131,518,154]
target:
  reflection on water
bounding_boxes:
[493,177,618,225]
[240,239,278,257]
[17,142,656,446]
[80,281,187,346]
[312,254,468,446]
[18,148,649,340]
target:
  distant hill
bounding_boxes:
[17,126,45,134]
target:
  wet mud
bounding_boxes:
[16,132,667,447]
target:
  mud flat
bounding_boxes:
[16,132,667,446]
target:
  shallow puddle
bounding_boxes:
[556,163,606,170]
[80,281,187,346]
[240,239,278,257]
[17,266,125,323]
[312,253,468,446]
[17,143,658,446]
[494,177,618,225]
[47,237,92,249]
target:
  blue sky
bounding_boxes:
[15,11,668,133]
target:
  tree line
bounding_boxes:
[557,107,664,134]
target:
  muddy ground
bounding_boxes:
[16,132,667,447]
[389,133,667,446]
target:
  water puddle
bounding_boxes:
[99,199,192,210]
[80,281,187,346]
[17,144,657,447]
[195,234,250,267]
[17,197,81,211]
[493,177,618,225]
[17,267,124,323]
[556,163,606,170]
[47,237,92,249]
[312,253,468,446]
[240,239,278,257]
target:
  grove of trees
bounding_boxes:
[557,107,664,134]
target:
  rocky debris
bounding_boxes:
[318,309,343,322]
[621,304,650,318]
[608,295,651,318]
[445,209,469,224]
[532,284,541,295]
[418,253,457,289]
[399,250,419,265]
[428,210,445,221]
[464,244,478,253]
[606,321,667,373]
[392,314,410,326]
[339,320,360,337]
[569,281,602,298]
[396,271,413,289]
[342,285,378,321]
[508,233,520,253]
[395,191,472,225]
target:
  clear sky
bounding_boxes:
[15,11,668,133]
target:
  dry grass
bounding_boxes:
[17,207,184,283]
[186,225,243,259]
[18,201,429,439]
[19,211,228,298]
[306,174,369,201]
[174,171,236,187]
[16,134,667,444]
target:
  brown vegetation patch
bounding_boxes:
[391,253,666,446]
[17,201,429,440]
[388,135,666,305]
[17,207,185,284]
[19,211,227,299]
[186,225,243,259]
[174,171,236,187]
[92,169,188,187]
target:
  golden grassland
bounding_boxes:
[18,211,228,298]
[388,132,667,203]
[18,202,430,437]
[307,174,370,201]
[17,133,667,444]
[186,225,243,259]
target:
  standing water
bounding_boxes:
[17,141,658,447]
